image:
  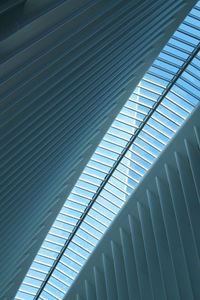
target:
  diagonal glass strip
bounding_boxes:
[16,3,200,300]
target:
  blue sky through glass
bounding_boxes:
[16,2,200,300]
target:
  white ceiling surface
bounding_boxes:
[0,0,195,299]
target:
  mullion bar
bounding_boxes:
[30,267,52,276]
[52,225,72,234]
[179,74,200,93]
[46,237,65,247]
[168,88,195,107]
[83,169,106,181]
[118,110,145,122]
[52,271,74,285]
[161,49,186,62]
[53,217,77,227]
[42,287,60,300]
[129,146,153,164]
[58,208,83,219]
[167,41,191,55]
[104,178,130,195]
[70,240,91,255]
[115,116,141,128]
[94,198,118,216]
[52,267,74,282]
[111,123,137,136]
[91,206,112,222]
[159,100,187,120]
[175,81,200,100]
[34,259,52,268]
[132,93,157,105]
[171,34,196,48]
[177,27,200,41]
[68,244,87,260]
[64,199,87,210]
[89,157,113,169]
[37,252,59,262]
[78,177,100,188]
[123,151,149,170]
[147,69,172,81]
[63,253,82,267]
[139,80,165,94]
[142,126,166,146]
[98,144,122,156]
[35,255,55,266]
[189,12,200,21]
[142,76,167,88]
[116,159,144,178]
[77,226,99,241]
[139,129,165,149]
[47,280,66,294]
[39,295,48,300]
[151,63,177,75]
[63,202,84,213]
[156,55,183,68]
[79,173,102,185]
[34,254,52,267]
[74,227,100,248]
[92,150,116,163]
[87,211,109,228]
[58,259,79,275]
[26,274,44,283]
[112,171,139,189]
[120,158,146,176]
[124,104,149,117]
[146,121,172,139]
[128,96,154,108]
[22,282,41,289]
[133,139,158,158]
[86,162,109,174]
[84,219,104,235]
[147,66,174,79]
[183,20,200,31]
[185,67,200,81]
[41,245,60,255]
[74,183,98,195]
[18,289,36,297]
[96,193,121,209]
[103,184,128,199]
[112,119,139,131]
[135,84,161,96]
[105,131,129,143]
[102,136,127,149]
[165,94,192,114]
[137,134,162,152]
[152,109,180,127]
[192,57,200,68]
[41,244,60,254]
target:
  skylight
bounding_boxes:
[16,2,200,300]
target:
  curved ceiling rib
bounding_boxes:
[15,2,200,300]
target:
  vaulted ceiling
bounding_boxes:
[0,1,196,299]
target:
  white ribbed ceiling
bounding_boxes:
[0,1,196,299]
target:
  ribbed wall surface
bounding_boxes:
[0,1,195,299]
[66,103,200,300]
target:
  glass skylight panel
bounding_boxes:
[16,3,200,300]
